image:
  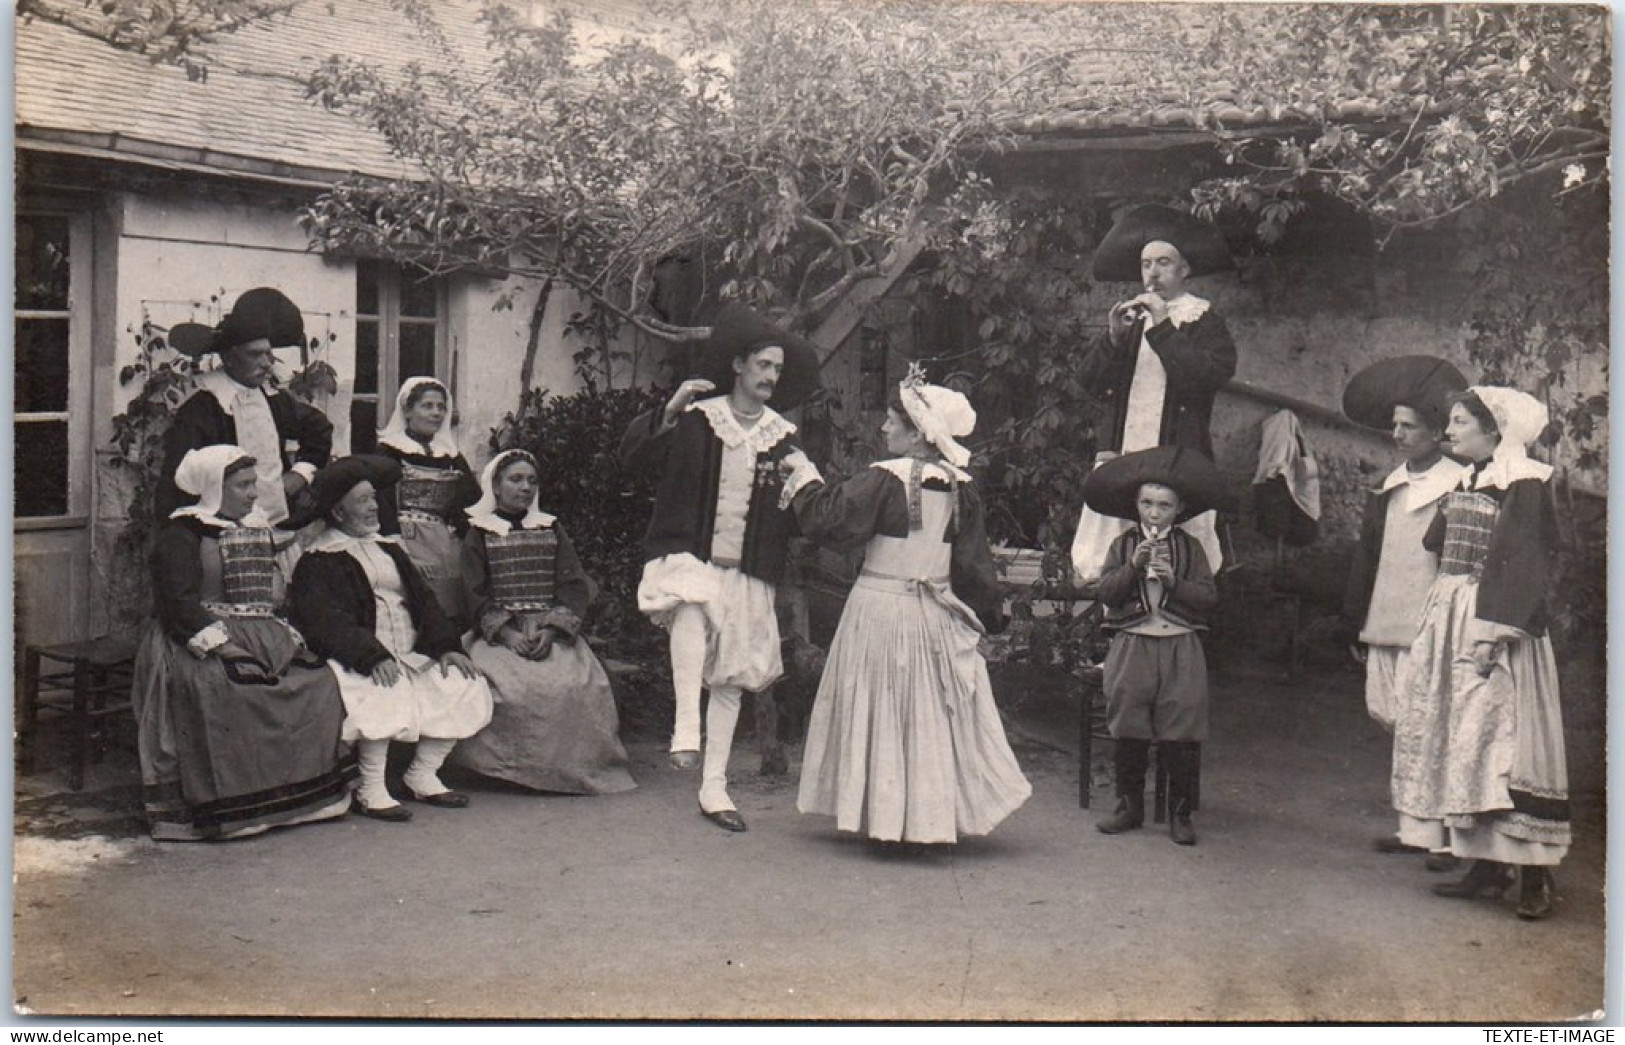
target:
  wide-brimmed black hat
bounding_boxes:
[694,302,822,410]
[280,454,402,530]
[1091,204,1233,283]
[1082,445,1233,524]
[164,322,220,358]
[214,287,306,353]
[1342,355,1468,432]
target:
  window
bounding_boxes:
[350,260,447,454]
[15,212,90,520]
[858,328,891,411]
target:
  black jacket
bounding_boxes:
[288,539,463,674]
[1078,309,1236,459]
[619,406,801,586]
[158,386,333,518]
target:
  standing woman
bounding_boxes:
[287,455,493,821]
[132,445,354,840]
[450,449,636,795]
[781,369,1032,845]
[1390,387,1570,919]
[376,377,480,628]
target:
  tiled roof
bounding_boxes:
[15,0,494,182]
[15,0,1373,184]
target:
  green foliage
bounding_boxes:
[298,0,1056,343]
[108,320,202,553]
[19,0,297,81]
[487,382,670,656]
[1175,6,1609,240]
[920,191,1110,550]
[1453,183,1608,478]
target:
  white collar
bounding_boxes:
[377,430,460,458]
[1468,453,1553,492]
[1164,293,1210,329]
[871,457,972,485]
[168,506,273,530]
[468,508,556,537]
[306,524,403,554]
[692,396,796,452]
[1379,457,1467,511]
[197,368,270,415]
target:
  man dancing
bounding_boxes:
[621,303,820,832]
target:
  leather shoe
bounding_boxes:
[1424,852,1462,873]
[1433,859,1516,899]
[1517,867,1555,921]
[352,798,413,822]
[1095,797,1145,835]
[1170,815,1197,846]
[1373,836,1427,855]
[700,807,747,832]
[407,789,470,809]
[669,750,701,771]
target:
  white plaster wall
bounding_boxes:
[449,277,664,470]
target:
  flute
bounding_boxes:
[1114,294,1158,323]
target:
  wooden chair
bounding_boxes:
[18,635,139,791]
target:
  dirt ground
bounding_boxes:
[8,664,1609,1023]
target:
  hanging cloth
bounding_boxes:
[1251,409,1321,547]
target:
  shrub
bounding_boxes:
[488,383,674,736]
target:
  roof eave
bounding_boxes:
[17,126,418,190]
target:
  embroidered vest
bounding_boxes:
[398,462,463,521]
[484,528,558,610]
[1438,491,1498,579]
[212,527,280,614]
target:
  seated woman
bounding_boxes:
[376,377,480,628]
[780,369,1032,845]
[131,445,354,841]
[450,450,636,795]
[287,455,494,822]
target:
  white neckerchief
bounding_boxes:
[1379,457,1468,513]
[692,396,795,454]
[376,377,460,458]
[871,457,972,485]
[464,450,556,535]
[196,368,268,415]
[305,524,403,555]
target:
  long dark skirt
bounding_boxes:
[132,618,355,840]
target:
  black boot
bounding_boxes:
[1097,738,1148,834]
[1168,741,1198,846]
[1516,866,1556,920]
[1432,859,1516,899]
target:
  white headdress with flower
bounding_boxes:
[898,363,976,470]
[1467,385,1553,488]
[378,376,459,457]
